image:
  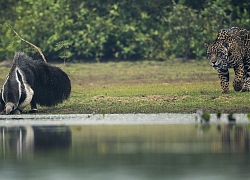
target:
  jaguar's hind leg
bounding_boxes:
[241,59,250,92]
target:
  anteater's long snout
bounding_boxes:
[5,102,15,115]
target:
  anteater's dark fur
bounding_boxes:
[0,52,71,114]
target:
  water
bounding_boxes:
[0,113,250,180]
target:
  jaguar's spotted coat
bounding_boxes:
[204,27,250,93]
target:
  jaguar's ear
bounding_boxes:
[204,42,209,49]
[222,41,229,48]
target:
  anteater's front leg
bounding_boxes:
[218,69,230,93]
[29,99,37,113]
[0,102,5,115]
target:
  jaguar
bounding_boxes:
[204,27,250,93]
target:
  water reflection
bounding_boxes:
[220,124,250,153]
[0,126,71,158]
[0,123,250,180]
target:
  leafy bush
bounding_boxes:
[0,0,249,62]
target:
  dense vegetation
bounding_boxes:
[0,0,250,62]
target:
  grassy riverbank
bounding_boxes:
[0,60,250,114]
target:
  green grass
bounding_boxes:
[1,60,250,114]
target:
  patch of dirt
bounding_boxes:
[0,60,12,67]
[92,95,187,102]
[217,96,231,100]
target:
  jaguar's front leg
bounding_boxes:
[218,68,230,93]
[233,64,244,92]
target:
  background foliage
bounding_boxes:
[0,0,250,62]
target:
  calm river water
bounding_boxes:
[0,113,250,180]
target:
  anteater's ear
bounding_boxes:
[204,42,209,49]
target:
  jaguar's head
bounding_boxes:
[204,41,229,70]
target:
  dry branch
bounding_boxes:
[13,30,47,62]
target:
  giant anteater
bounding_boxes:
[0,52,71,114]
